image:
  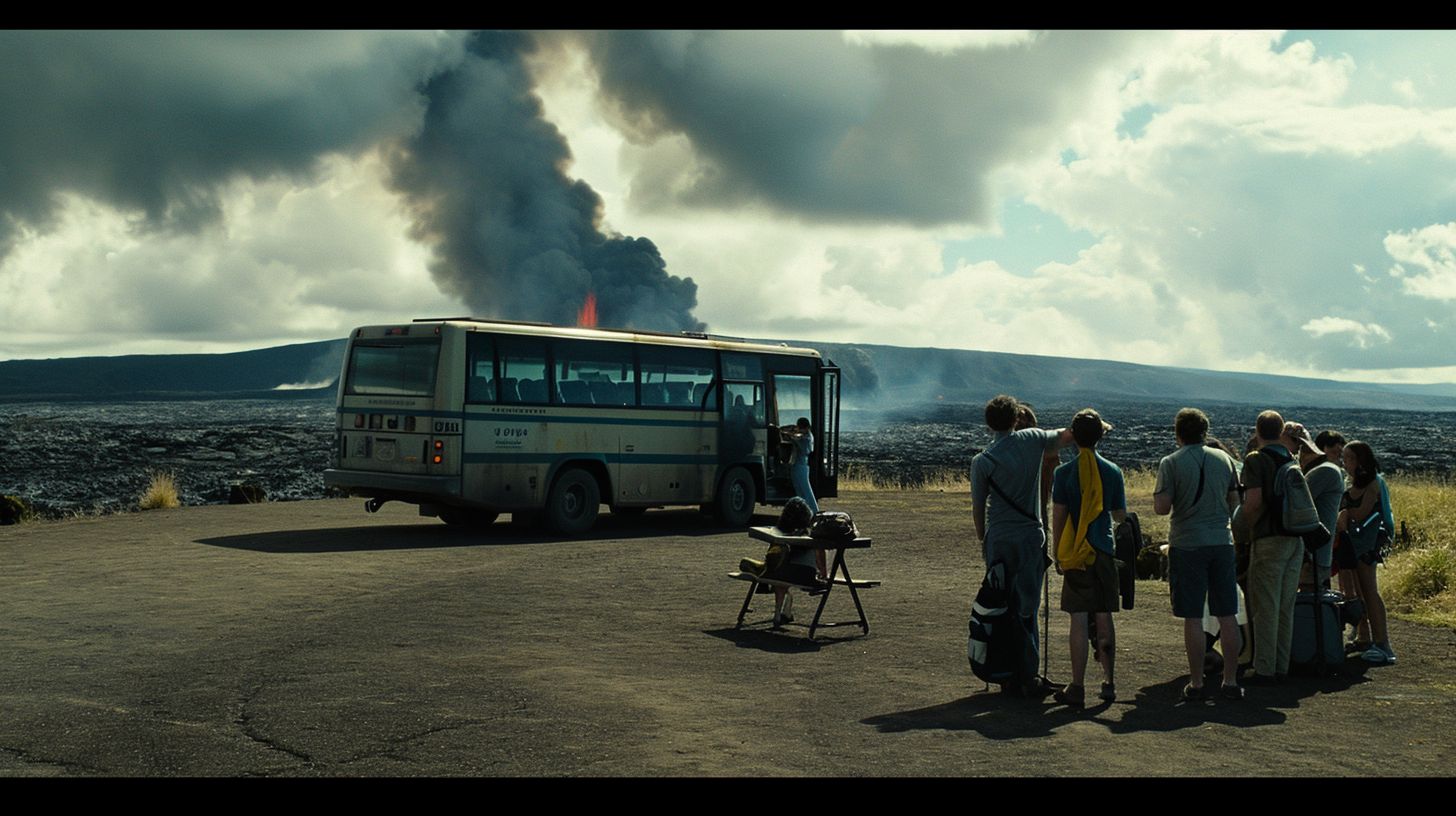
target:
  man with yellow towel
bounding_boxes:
[1050,409,1126,708]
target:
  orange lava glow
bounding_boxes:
[577,292,598,328]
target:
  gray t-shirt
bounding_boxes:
[1305,460,1345,537]
[970,427,1060,533]
[1154,444,1238,549]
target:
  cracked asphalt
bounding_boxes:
[3,493,1454,777]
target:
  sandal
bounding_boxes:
[1053,683,1085,709]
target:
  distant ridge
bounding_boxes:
[2,334,1454,412]
[791,340,1456,412]
[0,339,346,403]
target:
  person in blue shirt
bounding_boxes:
[783,416,824,581]
[970,395,1075,698]
[1050,409,1126,708]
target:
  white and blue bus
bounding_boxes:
[324,318,841,533]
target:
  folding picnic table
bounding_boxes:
[729,526,877,639]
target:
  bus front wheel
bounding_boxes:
[715,467,757,527]
[545,468,601,534]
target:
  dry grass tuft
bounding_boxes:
[838,464,969,493]
[1383,474,1456,627]
[138,471,181,511]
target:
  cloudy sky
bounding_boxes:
[2,30,1454,384]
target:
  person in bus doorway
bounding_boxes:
[784,417,825,578]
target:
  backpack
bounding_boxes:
[968,561,1019,685]
[1113,512,1142,610]
[809,511,857,541]
[1261,447,1330,554]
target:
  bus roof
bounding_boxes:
[353,318,824,359]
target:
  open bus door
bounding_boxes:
[818,365,840,499]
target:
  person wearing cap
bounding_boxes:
[970,394,1075,699]
[1238,410,1303,685]
[1286,422,1343,590]
[1155,408,1244,701]
[1049,408,1125,708]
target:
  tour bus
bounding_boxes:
[324,318,841,534]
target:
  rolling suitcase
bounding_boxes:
[1292,587,1345,674]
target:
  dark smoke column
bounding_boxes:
[388,31,705,333]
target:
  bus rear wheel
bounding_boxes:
[545,468,601,534]
[715,467,757,527]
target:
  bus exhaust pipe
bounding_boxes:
[365,498,387,514]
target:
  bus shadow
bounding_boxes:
[196,509,776,554]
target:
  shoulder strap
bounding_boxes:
[985,473,1040,523]
[1192,448,1207,505]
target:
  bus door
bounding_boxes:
[768,371,814,501]
[720,380,765,466]
[719,353,766,484]
[818,365,840,499]
[766,365,839,501]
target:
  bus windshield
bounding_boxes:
[345,338,441,396]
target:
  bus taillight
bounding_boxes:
[433,439,444,465]
[354,414,365,428]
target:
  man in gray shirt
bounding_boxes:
[970,394,1075,697]
[1285,423,1343,590]
[1154,408,1243,700]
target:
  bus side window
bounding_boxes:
[466,334,497,404]
[518,378,547,404]
[665,381,692,405]
[498,377,520,403]
[560,380,593,405]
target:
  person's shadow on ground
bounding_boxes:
[864,667,1372,739]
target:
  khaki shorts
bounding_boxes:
[1060,548,1120,614]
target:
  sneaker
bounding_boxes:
[1180,683,1207,703]
[1098,682,1116,703]
[1362,644,1396,665]
[1021,677,1056,700]
[1220,683,1245,701]
[1053,684,1085,709]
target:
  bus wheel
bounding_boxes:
[439,508,499,527]
[715,467,757,527]
[545,468,600,534]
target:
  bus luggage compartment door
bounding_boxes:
[463,413,547,509]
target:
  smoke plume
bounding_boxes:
[386,31,705,333]
[0,30,705,336]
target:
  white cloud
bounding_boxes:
[1301,317,1393,348]
[841,30,1039,53]
[0,153,458,359]
[1385,222,1456,301]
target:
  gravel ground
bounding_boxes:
[2,490,1453,777]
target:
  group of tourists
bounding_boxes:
[968,394,1396,706]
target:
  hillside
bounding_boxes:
[804,341,1456,412]
[2,333,1453,412]
[0,340,346,402]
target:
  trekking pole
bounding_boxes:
[1042,530,1051,682]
